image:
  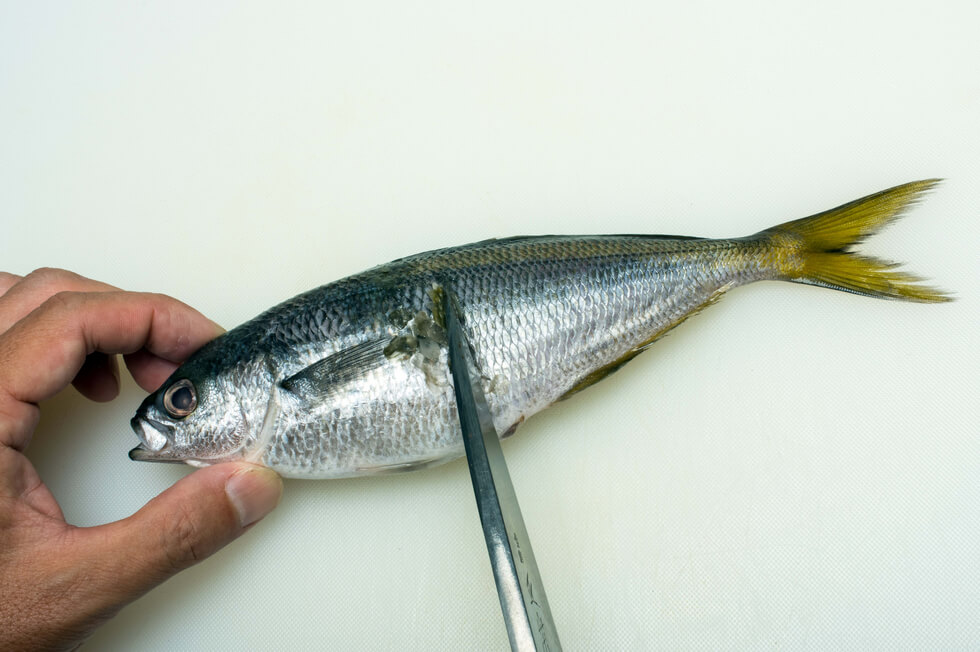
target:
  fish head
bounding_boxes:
[129,341,273,466]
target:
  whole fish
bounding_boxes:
[130,181,950,478]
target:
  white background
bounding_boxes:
[2,1,978,649]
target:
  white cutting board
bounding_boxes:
[2,2,977,649]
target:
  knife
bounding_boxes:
[443,290,562,652]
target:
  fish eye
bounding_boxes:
[163,379,197,418]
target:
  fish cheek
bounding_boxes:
[175,390,247,460]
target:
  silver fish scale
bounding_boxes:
[254,236,769,477]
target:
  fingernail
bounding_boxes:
[211,320,227,336]
[225,466,283,527]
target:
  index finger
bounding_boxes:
[0,291,222,448]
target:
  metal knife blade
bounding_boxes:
[443,290,561,652]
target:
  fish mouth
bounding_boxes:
[131,415,171,449]
[129,415,180,463]
[128,415,216,467]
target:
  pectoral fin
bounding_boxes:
[280,338,389,398]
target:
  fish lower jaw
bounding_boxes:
[128,443,232,468]
[128,444,186,465]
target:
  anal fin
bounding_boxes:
[559,282,735,400]
[355,454,450,474]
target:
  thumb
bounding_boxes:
[75,462,282,607]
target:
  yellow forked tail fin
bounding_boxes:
[761,179,952,303]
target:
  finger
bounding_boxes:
[0,291,222,450]
[123,324,224,392]
[71,352,121,402]
[0,446,64,520]
[71,462,281,607]
[122,350,180,392]
[0,268,118,334]
[0,291,221,403]
[0,272,23,298]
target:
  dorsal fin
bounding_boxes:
[469,234,706,247]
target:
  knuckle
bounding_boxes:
[39,290,82,315]
[142,292,172,307]
[25,266,61,279]
[159,504,206,573]
[25,267,77,287]
[148,292,184,321]
[146,295,195,357]
[0,272,22,299]
[145,292,174,317]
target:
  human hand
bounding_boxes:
[0,269,283,651]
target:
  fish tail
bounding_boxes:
[757,179,952,303]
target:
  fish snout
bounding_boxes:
[129,414,175,462]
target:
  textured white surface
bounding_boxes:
[2,1,978,649]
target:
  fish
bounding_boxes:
[130,180,950,478]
